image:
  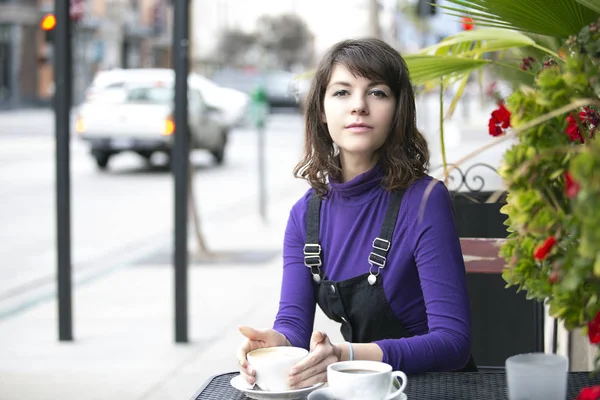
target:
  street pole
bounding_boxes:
[54,0,73,341]
[251,86,269,222]
[368,0,381,39]
[173,0,190,344]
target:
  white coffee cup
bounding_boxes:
[246,346,308,392]
[327,360,407,400]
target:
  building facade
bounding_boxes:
[0,0,43,108]
[0,0,172,109]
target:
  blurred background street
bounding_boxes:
[0,107,311,312]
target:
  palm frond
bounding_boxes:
[420,28,549,57]
[573,0,600,13]
[404,55,491,85]
[445,73,472,118]
[441,0,599,37]
[488,62,536,91]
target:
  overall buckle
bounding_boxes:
[368,252,386,267]
[304,244,322,268]
[303,244,321,255]
[372,237,390,252]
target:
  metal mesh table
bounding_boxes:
[191,371,600,400]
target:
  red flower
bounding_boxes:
[493,104,511,128]
[565,171,581,198]
[542,59,558,70]
[488,103,511,137]
[533,236,557,260]
[565,107,599,143]
[488,120,503,136]
[566,113,586,143]
[461,17,474,31]
[577,385,600,400]
[520,56,536,71]
[588,311,600,345]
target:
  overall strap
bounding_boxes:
[304,192,323,283]
[368,190,405,283]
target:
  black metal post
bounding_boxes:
[54,0,73,341]
[172,0,190,343]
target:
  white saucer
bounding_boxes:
[230,374,325,400]
[307,387,407,400]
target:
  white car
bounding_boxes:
[84,68,250,128]
[76,79,228,170]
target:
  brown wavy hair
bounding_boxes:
[294,38,429,197]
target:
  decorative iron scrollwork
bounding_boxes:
[428,163,501,193]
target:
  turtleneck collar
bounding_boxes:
[328,163,384,205]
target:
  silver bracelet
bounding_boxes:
[346,341,354,361]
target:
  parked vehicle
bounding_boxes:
[211,68,301,109]
[75,78,228,170]
[84,68,250,129]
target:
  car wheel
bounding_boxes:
[93,152,111,170]
[138,151,154,167]
[211,131,227,165]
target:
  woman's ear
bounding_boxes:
[321,112,327,124]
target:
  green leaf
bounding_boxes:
[445,72,471,118]
[421,27,537,56]
[404,55,491,85]
[573,0,600,13]
[588,294,599,308]
[594,253,600,277]
[441,0,600,38]
[549,169,565,180]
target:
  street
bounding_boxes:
[0,109,310,319]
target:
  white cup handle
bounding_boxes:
[384,371,407,399]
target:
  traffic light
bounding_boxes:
[41,13,56,42]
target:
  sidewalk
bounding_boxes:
[0,108,54,124]
[0,189,341,400]
[0,107,79,140]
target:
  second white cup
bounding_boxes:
[327,360,408,400]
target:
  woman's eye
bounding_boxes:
[370,90,388,98]
[333,90,348,97]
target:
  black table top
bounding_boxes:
[190,371,600,400]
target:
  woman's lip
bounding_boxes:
[345,126,373,132]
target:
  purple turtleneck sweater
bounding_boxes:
[272,165,472,373]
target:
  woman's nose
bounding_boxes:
[350,95,368,115]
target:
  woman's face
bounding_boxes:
[322,65,396,161]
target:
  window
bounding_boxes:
[125,86,173,104]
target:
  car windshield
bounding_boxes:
[125,86,173,104]
[86,82,127,103]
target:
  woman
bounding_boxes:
[237,38,476,390]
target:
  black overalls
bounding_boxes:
[302,190,478,373]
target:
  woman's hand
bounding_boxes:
[236,326,290,385]
[287,331,341,389]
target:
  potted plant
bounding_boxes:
[404,0,600,380]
